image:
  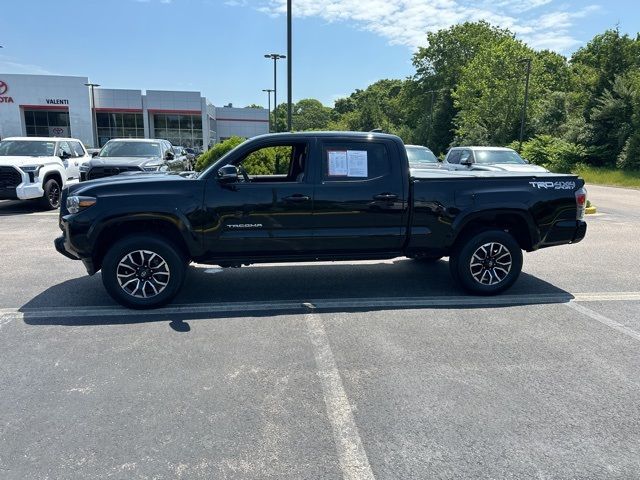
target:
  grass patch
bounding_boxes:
[573,166,640,189]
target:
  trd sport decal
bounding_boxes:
[529,181,576,190]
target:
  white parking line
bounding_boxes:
[0,292,639,320]
[565,301,640,342]
[306,314,375,480]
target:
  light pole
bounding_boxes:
[264,53,286,132]
[262,88,274,132]
[518,58,532,153]
[84,82,100,148]
[287,0,292,131]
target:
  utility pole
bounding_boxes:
[84,82,100,148]
[262,88,274,132]
[286,0,293,131]
[264,53,286,132]
[518,58,532,153]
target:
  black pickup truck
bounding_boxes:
[55,132,587,308]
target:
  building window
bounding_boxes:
[95,112,144,147]
[24,109,71,137]
[153,114,203,148]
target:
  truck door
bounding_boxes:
[201,139,315,260]
[312,139,408,255]
[56,141,75,179]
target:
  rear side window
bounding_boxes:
[447,150,462,164]
[322,142,390,182]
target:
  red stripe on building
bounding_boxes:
[147,109,202,115]
[94,108,143,113]
[20,104,69,111]
[216,117,269,123]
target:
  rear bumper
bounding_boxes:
[573,220,587,243]
[539,220,587,248]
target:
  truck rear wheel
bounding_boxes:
[449,230,522,295]
[102,235,186,309]
[40,178,61,210]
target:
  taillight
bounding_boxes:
[575,187,587,220]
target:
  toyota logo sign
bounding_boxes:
[0,81,8,96]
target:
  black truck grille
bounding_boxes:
[87,166,142,180]
[0,166,22,189]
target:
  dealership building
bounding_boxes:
[0,73,269,149]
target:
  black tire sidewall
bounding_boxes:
[102,235,186,309]
[41,178,61,210]
[452,230,523,295]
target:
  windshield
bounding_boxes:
[0,140,56,157]
[99,141,161,158]
[406,146,438,164]
[474,149,526,165]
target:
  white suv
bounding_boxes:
[0,137,91,209]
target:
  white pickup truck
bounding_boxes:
[0,137,92,209]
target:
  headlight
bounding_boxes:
[67,196,96,214]
[20,165,42,174]
[79,164,90,172]
[143,164,161,172]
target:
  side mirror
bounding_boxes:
[60,151,71,160]
[460,157,473,166]
[523,157,530,164]
[165,151,175,161]
[217,165,239,183]
[92,151,99,158]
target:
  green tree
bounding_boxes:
[292,99,332,131]
[409,21,515,153]
[195,136,245,171]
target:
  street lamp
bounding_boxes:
[287,0,292,132]
[264,53,286,132]
[84,82,100,148]
[518,58,532,153]
[262,88,274,132]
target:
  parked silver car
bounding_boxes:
[443,146,548,172]
[406,145,442,170]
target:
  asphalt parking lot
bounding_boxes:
[1,184,639,479]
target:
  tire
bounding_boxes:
[449,230,523,295]
[40,178,62,210]
[101,235,187,309]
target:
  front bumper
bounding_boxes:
[16,182,45,200]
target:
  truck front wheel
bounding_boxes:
[40,178,61,209]
[449,230,523,295]
[102,235,186,309]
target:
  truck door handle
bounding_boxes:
[373,193,398,201]
[284,194,311,202]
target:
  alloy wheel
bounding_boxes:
[469,242,512,286]
[116,250,171,298]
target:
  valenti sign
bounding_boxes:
[0,80,14,103]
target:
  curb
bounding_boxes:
[585,206,597,215]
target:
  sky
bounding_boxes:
[0,0,638,108]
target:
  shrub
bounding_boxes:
[195,136,245,171]
[509,135,587,173]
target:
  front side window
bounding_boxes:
[99,141,161,158]
[0,140,55,157]
[459,150,472,164]
[71,141,86,157]
[474,149,526,165]
[233,143,307,182]
[56,141,73,157]
[322,142,390,182]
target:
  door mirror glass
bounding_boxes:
[92,151,99,157]
[217,165,239,183]
[165,150,175,160]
